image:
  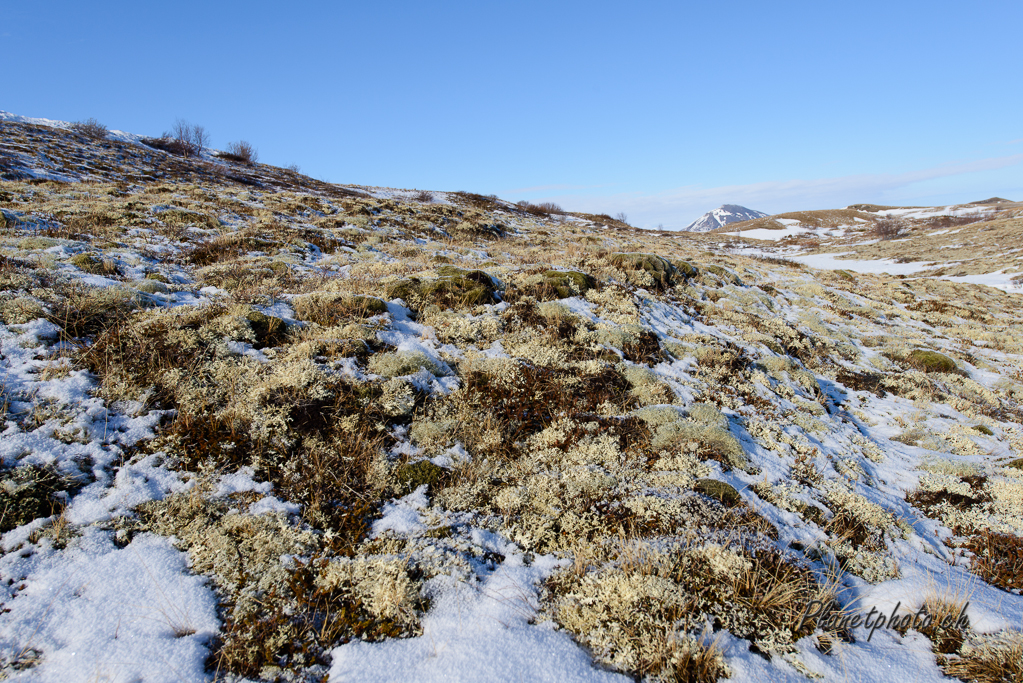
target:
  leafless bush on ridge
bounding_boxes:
[71,118,108,139]
[874,215,906,240]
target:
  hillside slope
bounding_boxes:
[710,204,1023,292]
[1,116,1022,683]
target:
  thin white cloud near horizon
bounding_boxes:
[540,153,1023,229]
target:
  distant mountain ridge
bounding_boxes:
[683,204,768,232]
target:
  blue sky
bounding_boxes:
[3,1,1021,228]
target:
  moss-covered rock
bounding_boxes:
[973,424,995,436]
[0,465,66,533]
[245,309,286,348]
[1,209,20,230]
[386,267,500,310]
[906,349,962,374]
[448,219,505,239]
[704,264,743,286]
[695,479,741,507]
[393,460,447,494]
[610,253,677,289]
[675,261,699,279]
[538,270,596,299]
[68,253,118,276]
[609,253,696,289]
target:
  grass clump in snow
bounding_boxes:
[68,252,119,276]
[47,283,139,340]
[907,473,990,525]
[817,484,902,582]
[941,632,1023,683]
[293,292,388,325]
[135,490,425,677]
[892,596,971,655]
[77,304,407,535]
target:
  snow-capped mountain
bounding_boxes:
[682,204,768,232]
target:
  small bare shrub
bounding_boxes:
[615,212,629,224]
[142,135,191,156]
[142,120,209,158]
[71,118,108,139]
[413,190,433,203]
[874,216,907,240]
[172,119,209,157]
[535,201,564,215]
[220,140,258,164]
[516,201,565,216]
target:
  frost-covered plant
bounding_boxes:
[368,350,445,378]
[548,537,833,679]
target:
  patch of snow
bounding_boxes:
[0,529,219,683]
[937,269,1023,293]
[372,486,430,537]
[741,226,810,241]
[328,553,631,683]
[214,466,272,498]
[788,252,936,276]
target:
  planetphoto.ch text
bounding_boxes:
[795,600,970,642]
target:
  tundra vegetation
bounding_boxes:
[1,117,1023,682]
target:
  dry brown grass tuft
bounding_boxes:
[292,292,388,325]
[941,633,1023,683]
[47,283,138,340]
[964,530,1023,593]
